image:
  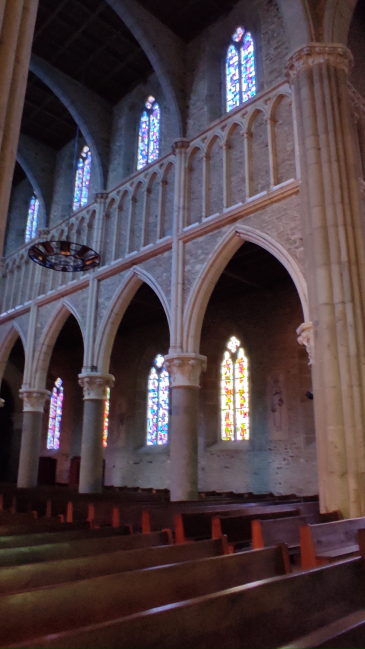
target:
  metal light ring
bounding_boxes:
[28,240,101,272]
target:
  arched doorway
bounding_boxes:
[105,283,170,488]
[198,241,316,495]
[0,338,25,482]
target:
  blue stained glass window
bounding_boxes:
[25,196,39,243]
[137,96,160,170]
[73,145,92,212]
[147,354,169,445]
[226,27,256,112]
[47,378,63,450]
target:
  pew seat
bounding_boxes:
[279,609,365,648]
[10,556,365,649]
[0,545,289,646]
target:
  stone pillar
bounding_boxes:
[17,388,50,488]
[78,373,114,493]
[164,353,207,501]
[287,44,365,517]
[0,399,4,408]
[93,192,108,259]
[0,0,39,260]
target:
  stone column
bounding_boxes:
[287,44,365,517]
[164,353,207,501]
[78,373,114,493]
[0,0,39,260]
[17,388,50,488]
[93,192,108,260]
[0,399,4,408]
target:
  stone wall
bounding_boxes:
[5,178,34,255]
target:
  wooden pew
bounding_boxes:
[0,544,290,646]
[252,511,342,556]
[300,518,365,569]
[0,529,173,568]
[278,609,365,648]
[212,510,302,552]
[12,556,365,649]
[0,523,132,550]
[175,506,301,544]
[0,537,228,595]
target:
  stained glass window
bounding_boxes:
[73,145,92,212]
[47,378,63,450]
[147,354,169,445]
[221,336,249,440]
[226,27,256,112]
[25,195,39,243]
[103,387,110,448]
[137,96,160,170]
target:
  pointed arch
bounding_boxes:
[184,224,309,353]
[0,322,26,386]
[33,301,85,389]
[324,0,357,44]
[95,267,171,374]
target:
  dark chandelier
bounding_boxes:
[28,122,101,272]
[29,240,100,272]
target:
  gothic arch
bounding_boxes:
[184,224,309,353]
[33,301,85,390]
[0,323,26,386]
[95,268,171,374]
[324,0,358,45]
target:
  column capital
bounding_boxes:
[164,353,207,388]
[94,192,108,203]
[172,138,190,154]
[297,321,314,365]
[78,373,114,400]
[19,389,51,412]
[286,43,353,84]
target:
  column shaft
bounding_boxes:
[79,399,105,493]
[17,411,43,488]
[0,0,39,259]
[170,386,199,501]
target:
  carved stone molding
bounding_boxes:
[0,399,4,408]
[94,192,108,202]
[286,44,353,84]
[19,389,51,412]
[78,373,115,400]
[164,353,207,388]
[296,321,314,365]
[37,228,50,239]
[172,138,189,154]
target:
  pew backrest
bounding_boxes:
[300,518,365,569]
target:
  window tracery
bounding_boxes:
[147,354,169,445]
[47,378,63,450]
[73,145,92,212]
[25,195,39,243]
[137,96,160,170]
[221,336,249,440]
[226,27,256,113]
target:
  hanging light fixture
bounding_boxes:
[28,124,101,272]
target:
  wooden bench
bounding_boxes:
[252,511,342,557]
[0,523,132,550]
[13,555,365,649]
[212,510,301,552]
[300,518,365,569]
[175,506,301,544]
[0,529,173,568]
[0,537,228,595]
[278,609,365,648]
[0,544,289,646]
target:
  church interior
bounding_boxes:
[0,0,365,646]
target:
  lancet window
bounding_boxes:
[47,378,63,450]
[25,195,39,243]
[137,96,160,170]
[146,354,169,445]
[73,145,92,212]
[221,336,249,440]
[226,27,256,112]
[103,387,110,448]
